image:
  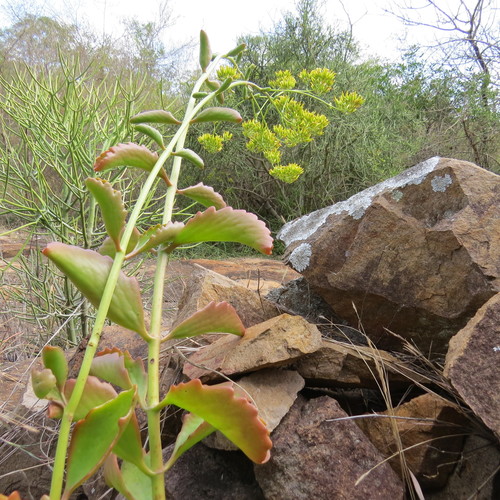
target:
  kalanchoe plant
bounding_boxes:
[12,31,364,500]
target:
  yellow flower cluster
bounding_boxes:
[216,65,242,81]
[269,70,296,90]
[299,68,336,94]
[334,91,365,113]
[198,131,233,153]
[242,120,282,164]
[272,96,329,147]
[269,164,304,183]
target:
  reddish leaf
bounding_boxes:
[164,413,215,470]
[176,183,227,209]
[169,206,273,255]
[126,222,185,259]
[64,376,117,420]
[0,492,22,500]
[94,143,158,172]
[166,301,245,340]
[161,379,272,463]
[91,348,148,405]
[85,178,127,249]
[43,243,148,338]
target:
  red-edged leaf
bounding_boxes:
[94,143,158,173]
[176,183,226,209]
[191,107,242,124]
[41,346,68,391]
[86,178,127,250]
[126,222,184,259]
[112,412,146,471]
[199,30,212,72]
[171,148,204,168]
[43,243,148,338]
[91,348,147,405]
[103,454,136,500]
[161,379,272,463]
[169,207,273,255]
[166,301,245,340]
[164,413,215,471]
[62,388,136,500]
[64,376,117,420]
[130,109,181,125]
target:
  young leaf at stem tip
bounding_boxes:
[199,30,212,72]
[190,107,242,124]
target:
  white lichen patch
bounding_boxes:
[493,346,500,353]
[431,174,453,192]
[278,156,441,246]
[391,189,404,202]
[288,242,312,272]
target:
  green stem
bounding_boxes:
[49,52,225,499]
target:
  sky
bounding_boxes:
[0,0,427,63]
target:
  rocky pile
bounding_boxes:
[1,157,499,499]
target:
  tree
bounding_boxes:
[389,0,499,169]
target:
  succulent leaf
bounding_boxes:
[164,413,215,470]
[162,379,272,464]
[86,178,127,249]
[171,148,205,168]
[166,301,245,340]
[91,348,148,405]
[130,110,181,125]
[176,183,226,209]
[32,368,58,399]
[191,107,242,124]
[41,345,68,391]
[168,206,273,255]
[63,388,136,499]
[126,222,185,259]
[199,30,212,72]
[225,43,246,57]
[133,124,165,149]
[42,243,148,338]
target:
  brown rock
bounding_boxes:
[294,339,425,388]
[444,293,500,438]
[278,157,500,355]
[356,393,468,489]
[171,265,278,335]
[183,314,322,382]
[204,368,305,450]
[254,395,404,499]
[426,434,500,500]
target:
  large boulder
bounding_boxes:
[278,157,500,355]
[444,293,500,438]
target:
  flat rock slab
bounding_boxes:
[254,394,404,499]
[444,293,500,438]
[294,339,425,388]
[183,313,322,382]
[204,368,305,450]
[278,157,500,355]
